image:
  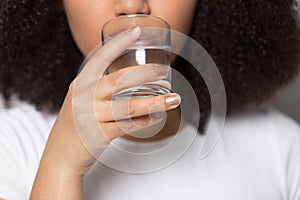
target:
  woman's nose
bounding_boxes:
[115,0,150,16]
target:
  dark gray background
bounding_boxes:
[271,74,300,123]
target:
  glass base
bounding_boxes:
[112,85,170,101]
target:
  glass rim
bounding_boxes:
[101,14,170,34]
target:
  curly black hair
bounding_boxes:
[1,0,300,131]
[0,0,82,112]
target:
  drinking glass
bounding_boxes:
[101,14,171,100]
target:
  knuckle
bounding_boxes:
[148,66,157,80]
[136,116,151,127]
[100,51,114,65]
[106,74,119,87]
[95,108,106,122]
[103,73,123,92]
[149,96,165,112]
[119,119,136,132]
[96,109,109,122]
[150,65,167,79]
[124,99,135,117]
[148,97,158,111]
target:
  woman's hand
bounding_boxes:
[30,27,180,199]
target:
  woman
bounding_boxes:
[0,0,300,199]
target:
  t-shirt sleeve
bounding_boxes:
[0,117,29,200]
[273,110,300,200]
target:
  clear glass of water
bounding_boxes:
[101,14,171,100]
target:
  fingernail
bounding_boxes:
[128,26,140,35]
[165,94,181,108]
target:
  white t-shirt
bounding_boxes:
[0,101,299,200]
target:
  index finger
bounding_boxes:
[70,27,142,159]
[77,27,141,83]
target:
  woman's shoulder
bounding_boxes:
[0,99,57,158]
[261,105,300,143]
[0,99,56,137]
[265,106,300,162]
[267,106,300,139]
[0,99,57,199]
[219,104,300,158]
[226,104,300,139]
[217,104,300,159]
